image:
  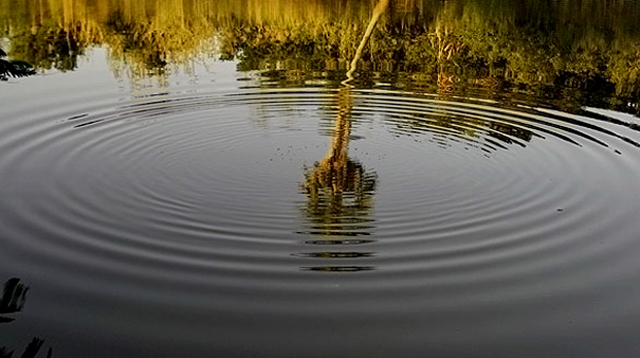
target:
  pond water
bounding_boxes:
[2,0,640,357]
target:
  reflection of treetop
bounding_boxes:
[2,0,640,110]
[302,88,377,236]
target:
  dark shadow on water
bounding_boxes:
[302,266,374,273]
[0,49,36,81]
[303,239,374,246]
[293,252,374,259]
[0,278,53,358]
[0,278,28,323]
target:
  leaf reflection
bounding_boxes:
[0,49,36,81]
[0,278,28,323]
[0,278,53,358]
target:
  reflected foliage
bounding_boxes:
[0,278,28,323]
[102,7,215,80]
[1,0,640,112]
[220,0,640,114]
[0,48,35,81]
[0,279,52,358]
[9,26,83,72]
[386,106,535,152]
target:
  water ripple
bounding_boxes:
[2,87,640,356]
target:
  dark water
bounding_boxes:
[2,1,640,357]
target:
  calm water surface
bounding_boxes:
[2,1,640,357]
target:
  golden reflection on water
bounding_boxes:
[303,87,376,221]
[2,0,640,113]
[300,86,377,272]
[296,0,387,273]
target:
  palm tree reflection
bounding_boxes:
[299,87,377,272]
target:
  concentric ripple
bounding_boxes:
[2,86,640,357]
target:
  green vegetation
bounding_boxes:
[215,0,640,114]
[1,0,639,113]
